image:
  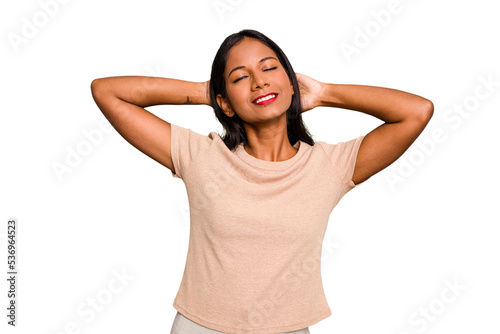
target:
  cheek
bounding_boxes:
[279,74,293,93]
[226,86,247,108]
[226,87,242,110]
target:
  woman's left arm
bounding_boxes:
[296,73,434,185]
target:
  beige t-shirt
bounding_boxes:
[169,123,364,334]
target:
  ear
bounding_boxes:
[216,94,233,117]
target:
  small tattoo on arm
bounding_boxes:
[184,96,193,104]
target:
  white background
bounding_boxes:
[1,0,499,333]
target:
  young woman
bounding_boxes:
[91,29,433,334]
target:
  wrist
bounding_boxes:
[317,82,328,107]
[201,81,211,106]
[318,82,341,108]
[185,81,209,105]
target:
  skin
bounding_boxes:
[216,37,298,163]
[217,37,434,185]
[296,72,434,185]
[91,37,433,186]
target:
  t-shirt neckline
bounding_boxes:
[235,140,304,170]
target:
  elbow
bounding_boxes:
[90,78,108,101]
[416,98,434,124]
[90,79,99,97]
[424,99,434,118]
[90,78,101,95]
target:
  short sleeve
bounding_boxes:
[170,123,210,180]
[319,136,365,189]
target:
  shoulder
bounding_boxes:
[171,123,221,145]
[315,136,365,162]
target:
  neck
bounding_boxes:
[242,120,297,162]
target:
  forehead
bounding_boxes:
[225,38,277,69]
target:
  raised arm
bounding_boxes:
[296,73,434,185]
[90,76,209,173]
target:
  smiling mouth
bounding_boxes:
[252,93,278,105]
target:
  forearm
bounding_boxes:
[91,76,209,108]
[318,83,433,123]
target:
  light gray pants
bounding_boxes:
[170,311,310,334]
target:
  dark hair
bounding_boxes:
[209,29,315,150]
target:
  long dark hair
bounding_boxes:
[209,29,315,151]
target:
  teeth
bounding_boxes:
[255,94,276,103]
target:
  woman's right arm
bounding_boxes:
[90,76,209,173]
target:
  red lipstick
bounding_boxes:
[252,92,278,105]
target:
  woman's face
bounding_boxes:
[217,37,294,124]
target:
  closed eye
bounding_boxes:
[232,67,278,83]
[233,76,246,83]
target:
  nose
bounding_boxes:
[252,72,269,90]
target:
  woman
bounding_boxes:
[91,29,433,334]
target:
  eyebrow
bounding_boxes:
[227,56,278,79]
